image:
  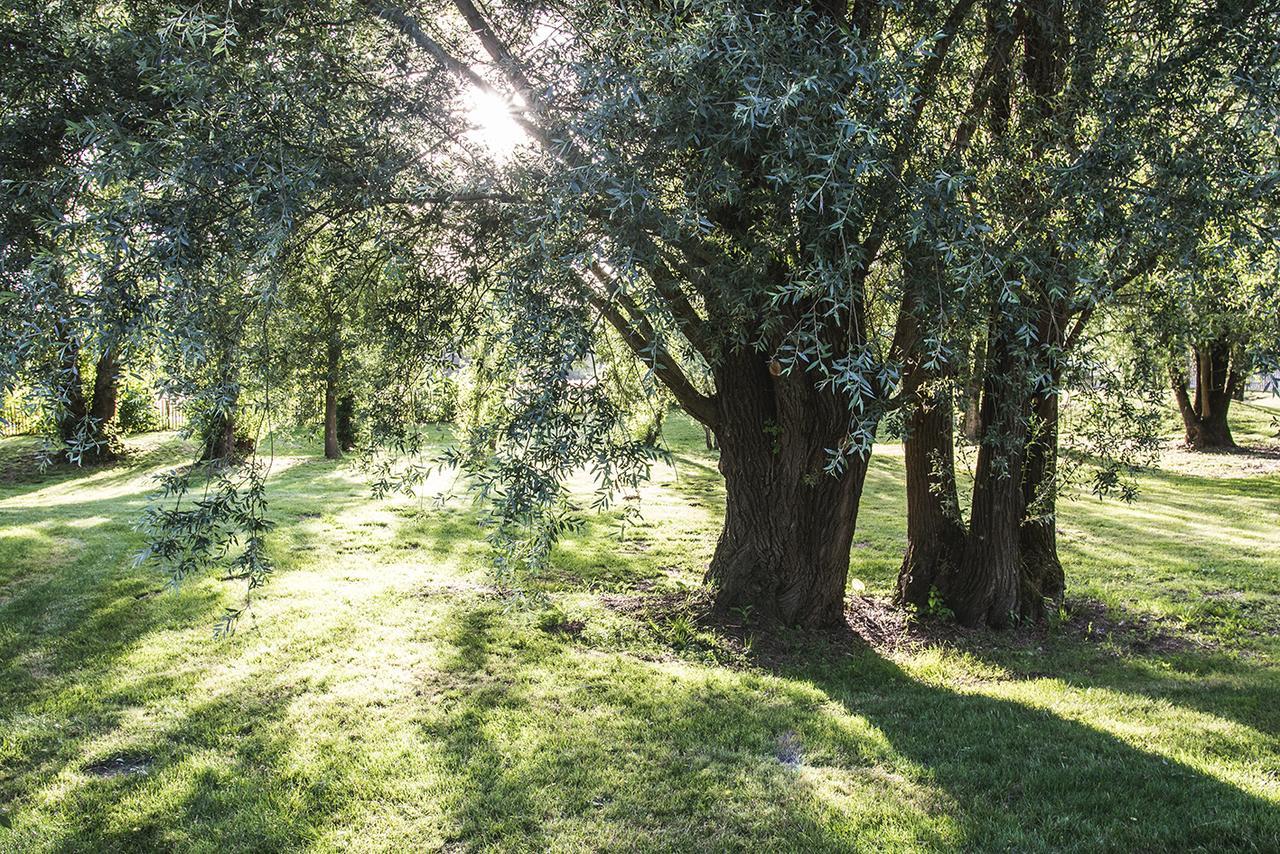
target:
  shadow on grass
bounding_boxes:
[0,450,411,829]
[767,627,1279,852]
[417,598,1278,851]
[3,425,1276,851]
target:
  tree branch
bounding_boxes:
[582,267,718,427]
[854,0,979,282]
[362,1,547,143]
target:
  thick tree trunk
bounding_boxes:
[895,307,965,609]
[324,329,342,460]
[705,351,870,628]
[201,411,237,463]
[1172,342,1239,450]
[1019,389,1065,611]
[88,348,120,427]
[945,335,1030,628]
[83,348,122,463]
[52,333,120,464]
[54,338,89,450]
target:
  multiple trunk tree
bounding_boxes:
[50,320,123,465]
[1171,341,1243,449]
[359,0,1275,629]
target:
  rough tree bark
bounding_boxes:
[53,333,121,464]
[83,348,122,463]
[705,350,872,628]
[1171,342,1240,450]
[946,332,1029,628]
[337,394,357,451]
[898,380,966,609]
[894,266,966,609]
[201,411,237,463]
[1019,388,1065,611]
[53,335,89,450]
[961,331,985,444]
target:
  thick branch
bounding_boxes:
[451,0,542,108]
[363,2,546,143]
[855,0,979,279]
[1062,251,1160,354]
[582,269,718,427]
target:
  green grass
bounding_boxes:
[0,404,1277,852]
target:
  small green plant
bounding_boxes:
[922,586,955,621]
[762,420,783,455]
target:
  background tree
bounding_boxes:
[1151,239,1280,450]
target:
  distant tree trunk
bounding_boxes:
[705,350,872,628]
[201,379,240,464]
[703,425,717,451]
[895,302,965,610]
[337,394,357,451]
[324,328,342,460]
[1172,341,1239,450]
[961,331,985,444]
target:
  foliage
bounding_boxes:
[116,378,164,435]
[1,0,1277,612]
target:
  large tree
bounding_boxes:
[892,0,1280,625]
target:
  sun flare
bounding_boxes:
[463,88,526,160]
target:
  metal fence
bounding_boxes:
[0,400,41,438]
[0,396,187,438]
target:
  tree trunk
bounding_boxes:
[54,336,89,451]
[83,347,122,463]
[51,332,119,464]
[961,331,986,444]
[895,308,965,609]
[201,412,236,463]
[324,328,342,460]
[1172,342,1239,450]
[1019,389,1065,612]
[705,351,870,628]
[337,394,356,451]
[945,334,1030,628]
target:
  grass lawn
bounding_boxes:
[0,398,1277,852]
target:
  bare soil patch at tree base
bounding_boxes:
[1156,441,1280,478]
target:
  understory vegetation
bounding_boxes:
[0,402,1276,853]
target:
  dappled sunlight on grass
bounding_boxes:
[0,420,1276,850]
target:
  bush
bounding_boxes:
[117,382,164,435]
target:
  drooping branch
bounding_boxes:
[582,266,718,428]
